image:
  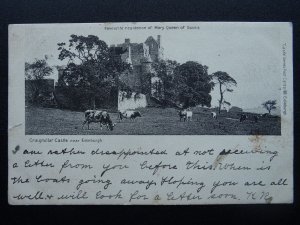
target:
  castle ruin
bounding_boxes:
[55,35,164,111]
[115,35,164,110]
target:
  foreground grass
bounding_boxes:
[25,106,281,135]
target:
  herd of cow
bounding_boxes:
[82,108,267,131]
[176,109,263,122]
[82,109,142,130]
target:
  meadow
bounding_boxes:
[25,106,281,135]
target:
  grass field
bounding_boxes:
[25,106,281,135]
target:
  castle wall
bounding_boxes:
[118,43,145,66]
[118,91,147,111]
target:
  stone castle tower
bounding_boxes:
[116,35,163,110]
[117,35,163,92]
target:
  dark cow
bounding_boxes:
[178,109,193,122]
[119,110,142,121]
[178,110,187,122]
[82,110,115,130]
[240,114,248,122]
[100,111,115,130]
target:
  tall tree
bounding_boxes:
[25,56,53,104]
[25,57,53,80]
[173,61,213,108]
[57,35,130,109]
[152,59,180,102]
[262,100,277,114]
[211,71,237,114]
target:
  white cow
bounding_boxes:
[82,110,115,130]
[119,110,142,121]
[178,109,193,121]
[186,110,193,121]
[211,112,217,119]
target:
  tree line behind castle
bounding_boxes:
[25,34,277,115]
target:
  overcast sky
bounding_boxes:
[24,22,282,110]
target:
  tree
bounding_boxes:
[57,35,131,109]
[152,59,180,102]
[25,57,53,80]
[25,56,53,104]
[173,61,213,108]
[211,71,237,114]
[262,100,277,114]
[140,72,153,97]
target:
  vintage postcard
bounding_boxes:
[8,22,293,204]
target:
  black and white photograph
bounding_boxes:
[24,23,282,135]
[8,22,293,206]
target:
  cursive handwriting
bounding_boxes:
[35,175,70,184]
[25,160,54,168]
[96,190,123,200]
[161,176,205,192]
[211,180,238,193]
[101,164,129,177]
[59,160,93,174]
[219,149,278,162]
[167,191,202,201]
[57,190,88,200]
[76,175,112,190]
[140,161,177,175]
[10,145,289,204]
[121,178,156,190]
[91,148,167,160]
[48,148,85,155]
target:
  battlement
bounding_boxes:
[114,35,163,93]
[117,35,162,66]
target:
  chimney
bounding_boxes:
[125,38,130,44]
[157,35,161,48]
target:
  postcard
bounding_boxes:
[8,22,293,204]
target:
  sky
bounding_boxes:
[24,22,282,110]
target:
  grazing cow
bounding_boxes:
[178,110,187,122]
[211,112,217,119]
[186,110,193,121]
[82,110,115,130]
[178,109,193,122]
[119,110,142,121]
[240,114,248,122]
[100,111,115,130]
[82,110,101,129]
